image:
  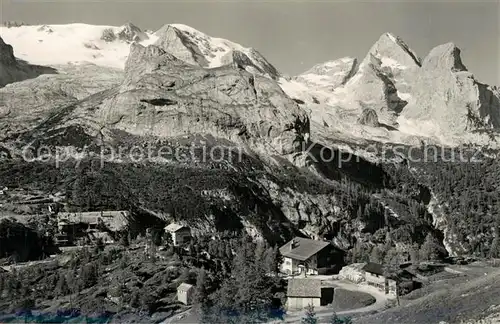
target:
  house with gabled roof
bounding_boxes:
[279,237,344,276]
[362,262,398,296]
[165,223,191,246]
[287,278,322,309]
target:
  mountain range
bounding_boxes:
[1,22,500,260]
[1,22,499,149]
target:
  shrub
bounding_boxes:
[100,28,116,42]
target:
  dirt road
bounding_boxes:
[281,279,389,323]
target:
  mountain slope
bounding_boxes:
[339,33,421,125]
[0,63,124,141]
[1,22,499,263]
[0,23,280,80]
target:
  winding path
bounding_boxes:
[163,277,390,324]
[280,277,390,323]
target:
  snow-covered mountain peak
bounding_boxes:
[361,32,421,71]
[154,23,280,79]
[0,22,279,79]
[283,31,500,147]
[293,57,358,92]
[117,22,149,43]
[423,42,467,72]
[299,57,357,76]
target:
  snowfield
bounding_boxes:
[0,23,158,69]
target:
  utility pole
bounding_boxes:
[145,228,154,260]
[396,281,400,306]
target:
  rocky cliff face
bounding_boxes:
[30,43,308,156]
[338,33,421,126]
[357,108,380,127]
[401,43,500,139]
[153,24,280,80]
[0,36,57,88]
[0,37,16,66]
[0,63,123,141]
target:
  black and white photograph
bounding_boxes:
[0,0,499,322]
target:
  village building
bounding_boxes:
[339,262,419,297]
[57,211,129,232]
[286,279,322,310]
[177,283,195,305]
[338,262,366,283]
[362,262,397,296]
[55,211,129,245]
[279,237,344,275]
[165,223,192,246]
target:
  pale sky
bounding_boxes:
[1,0,499,85]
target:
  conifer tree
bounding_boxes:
[301,304,318,324]
[328,311,342,324]
[193,269,208,307]
[419,233,442,261]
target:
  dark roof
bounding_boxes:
[393,269,416,281]
[362,262,384,276]
[287,279,321,298]
[279,237,330,261]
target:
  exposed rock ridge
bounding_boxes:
[221,49,280,81]
[383,32,422,67]
[117,22,150,43]
[422,42,467,72]
[154,25,209,67]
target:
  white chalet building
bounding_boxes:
[279,237,341,276]
[165,223,191,246]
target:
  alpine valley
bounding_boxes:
[1,22,500,323]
